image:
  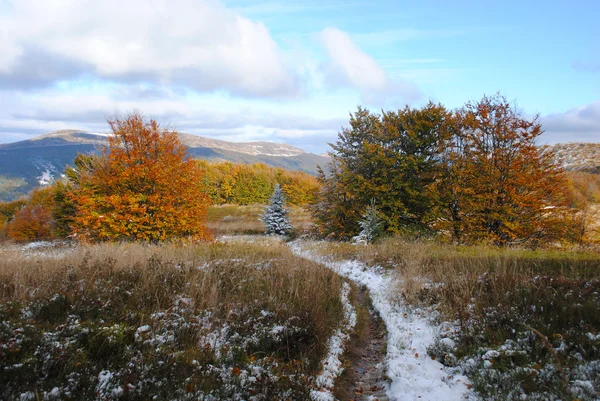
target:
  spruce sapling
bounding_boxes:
[262,184,293,235]
[353,201,384,244]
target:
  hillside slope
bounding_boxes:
[0,130,330,201]
[548,142,600,173]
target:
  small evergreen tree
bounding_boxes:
[262,184,293,235]
[353,201,384,244]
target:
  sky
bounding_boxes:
[0,0,598,153]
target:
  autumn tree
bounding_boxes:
[437,94,572,245]
[314,103,453,239]
[198,160,320,206]
[0,198,27,239]
[64,113,211,242]
[312,161,363,240]
[7,205,53,242]
[0,185,62,241]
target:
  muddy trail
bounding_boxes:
[336,284,389,401]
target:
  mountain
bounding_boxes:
[0,130,330,201]
[547,143,600,173]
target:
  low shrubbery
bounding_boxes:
[0,240,343,400]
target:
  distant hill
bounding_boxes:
[547,142,600,173]
[0,130,330,201]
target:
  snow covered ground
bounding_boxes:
[312,282,357,401]
[291,240,476,401]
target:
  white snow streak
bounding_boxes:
[312,281,357,401]
[291,241,474,401]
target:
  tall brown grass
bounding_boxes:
[206,204,313,235]
[0,239,345,399]
[313,237,600,399]
[313,238,600,315]
[0,239,342,350]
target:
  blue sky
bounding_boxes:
[0,0,598,153]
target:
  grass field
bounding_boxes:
[0,239,343,400]
[313,238,600,400]
[206,204,313,236]
[1,203,600,400]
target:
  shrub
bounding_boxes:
[6,205,53,242]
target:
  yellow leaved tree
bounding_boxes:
[63,113,211,242]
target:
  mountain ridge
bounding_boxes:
[1,132,598,202]
[0,130,328,201]
[546,142,600,173]
[1,130,307,157]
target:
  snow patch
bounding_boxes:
[311,282,357,401]
[36,164,57,186]
[291,241,475,401]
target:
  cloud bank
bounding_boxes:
[541,101,600,143]
[0,0,297,97]
[320,28,421,104]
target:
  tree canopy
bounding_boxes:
[199,161,320,206]
[314,94,577,246]
[61,113,211,242]
[314,102,453,239]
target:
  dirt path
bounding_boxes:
[291,240,473,401]
[340,285,389,401]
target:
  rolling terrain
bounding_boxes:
[0,130,330,201]
[548,142,600,173]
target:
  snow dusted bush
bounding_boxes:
[353,201,384,244]
[261,184,293,235]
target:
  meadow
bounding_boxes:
[312,239,600,400]
[0,237,343,400]
[1,205,599,400]
[206,204,313,236]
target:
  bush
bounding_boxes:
[7,205,54,242]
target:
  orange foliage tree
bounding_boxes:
[0,198,27,239]
[7,205,53,242]
[64,113,211,242]
[315,94,577,246]
[1,186,59,241]
[437,94,572,245]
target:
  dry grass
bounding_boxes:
[0,239,343,399]
[0,239,341,336]
[206,204,313,235]
[314,238,600,308]
[313,237,600,399]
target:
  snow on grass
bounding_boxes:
[22,240,57,249]
[312,282,357,401]
[291,241,475,401]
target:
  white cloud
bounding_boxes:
[0,0,297,97]
[541,101,600,143]
[0,85,344,152]
[320,27,420,104]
